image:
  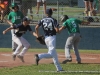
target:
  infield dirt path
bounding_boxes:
[0,52,100,68]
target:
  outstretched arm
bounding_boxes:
[59,26,66,32]
[81,21,90,25]
[3,27,13,34]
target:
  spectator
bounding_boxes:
[0,0,5,23]
[84,0,96,16]
[36,0,46,14]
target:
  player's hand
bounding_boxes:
[3,30,6,34]
[33,32,39,38]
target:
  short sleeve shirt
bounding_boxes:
[38,17,59,36]
[8,11,24,24]
[13,24,32,37]
[63,18,82,34]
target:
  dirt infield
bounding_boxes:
[0,52,100,68]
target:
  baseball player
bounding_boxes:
[7,3,24,52]
[36,0,46,14]
[34,8,63,72]
[3,17,34,63]
[59,15,89,64]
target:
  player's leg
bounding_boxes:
[72,33,81,63]
[36,0,41,14]
[37,36,63,71]
[42,0,46,14]
[12,36,23,61]
[47,36,63,71]
[11,29,17,52]
[16,37,30,62]
[18,36,30,56]
[65,35,74,60]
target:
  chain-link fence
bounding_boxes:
[1,0,100,24]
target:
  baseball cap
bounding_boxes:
[22,17,31,22]
[11,3,18,7]
[46,8,53,15]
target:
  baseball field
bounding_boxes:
[0,48,100,75]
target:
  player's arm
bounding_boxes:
[54,26,59,33]
[6,13,13,26]
[59,26,66,32]
[6,20,13,26]
[3,26,13,34]
[34,25,40,38]
[81,21,90,25]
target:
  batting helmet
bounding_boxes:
[60,15,69,22]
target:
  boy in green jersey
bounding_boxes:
[7,3,24,52]
[59,15,89,64]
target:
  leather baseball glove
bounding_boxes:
[33,32,46,45]
[36,35,46,45]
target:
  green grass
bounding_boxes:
[0,63,100,75]
[0,48,100,75]
[1,48,100,53]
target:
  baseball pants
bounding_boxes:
[65,33,81,62]
[12,35,30,56]
[11,29,17,51]
[38,35,62,71]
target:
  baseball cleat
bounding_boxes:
[12,54,16,61]
[12,49,16,52]
[76,61,81,64]
[17,55,25,63]
[62,58,72,64]
[35,54,40,65]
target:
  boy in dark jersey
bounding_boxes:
[34,8,63,72]
[3,17,34,63]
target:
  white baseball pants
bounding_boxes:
[12,35,30,56]
[38,35,62,71]
[11,29,17,50]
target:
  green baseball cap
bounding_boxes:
[11,3,18,7]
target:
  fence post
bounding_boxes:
[57,0,59,22]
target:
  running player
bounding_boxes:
[34,8,63,72]
[7,3,24,52]
[59,15,89,64]
[3,17,34,63]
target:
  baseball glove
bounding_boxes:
[36,35,46,45]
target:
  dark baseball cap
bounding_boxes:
[22,17,30,22]
[46,8,53,15]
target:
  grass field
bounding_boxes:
[0,48,100,75]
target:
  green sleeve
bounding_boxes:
[7,13,12,20]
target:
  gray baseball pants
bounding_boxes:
[65,33,81,62]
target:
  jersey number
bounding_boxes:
[71,21,77,27]
[43,22,53,30]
